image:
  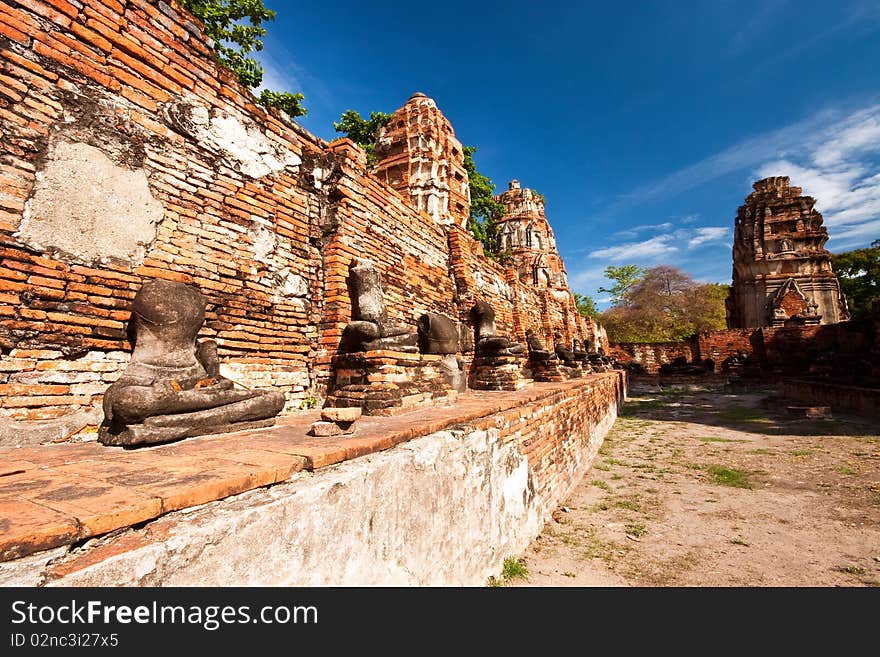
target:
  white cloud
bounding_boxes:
[601,103,880,253]
[687,227,730,249]
[612,222,673,240]
[589,235,678,260]
[599,107,841,218]
[752,104,880,251]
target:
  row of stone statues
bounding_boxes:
[100,261,606,447]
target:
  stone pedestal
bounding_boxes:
[325,350,456,416]
[528,358,588,382]
[528,359,566,382]
[469,355,529,391]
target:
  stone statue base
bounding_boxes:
[528,359,586,382]
[469,355,530,391]
[325,350,457,416]
[100,416,279,447]
[528,359,566,382]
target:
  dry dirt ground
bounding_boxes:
[507,382,880,587]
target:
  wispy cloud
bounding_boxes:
[754,104,880,251]
[611,221,673,240]
[687,226,730,249]
[601,102,880,252]
[727,0,790,55]
[599,107,841,219]
[589,235,678,260]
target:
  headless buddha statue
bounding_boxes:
[525,328,553,361]
[98,279,285,446]
[338,258,418,353]
[471,301,524,357]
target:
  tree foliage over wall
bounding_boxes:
[180,0,307,116]
[573,292,599,318]
[332,113,504,251]
[834,239,880,320]
[332,110,392,165]
[463,146,506,256]
[598,265,729,343]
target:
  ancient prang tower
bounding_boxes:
[373,92,470,229]
[726,176,849,328]
[495,180,568,290]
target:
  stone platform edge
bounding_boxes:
[0,372,626,567]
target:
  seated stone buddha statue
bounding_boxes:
[553,331,578,365]
[525,328,553,361]
[338,258,418,353]
[98,279,285,446]
[470,301,524,357]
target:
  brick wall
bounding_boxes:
[0,0,328,423]
[614,321,878,385]
[611,341,695,372]
[0,0,600,429]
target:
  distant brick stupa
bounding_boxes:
[726,176,849,328]
[494,180,568,291]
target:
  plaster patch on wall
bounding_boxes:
[163,99,302,178]
[273,268,309,299]
[17,140,163,266]
[247,221,277,265]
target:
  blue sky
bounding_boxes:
[259,0,880,308]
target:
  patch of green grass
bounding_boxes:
[625,523,647,538]
[611,473,623,480]
[790,449,815,457]
[833,565,866,575]
[616,499,642,512]
[591,479,610,491]
[699,436,749,443]
[593,462,611,472]
[605,458,625,466]
[836,465,859,476]
[707,465,752,489]
[749,448,775,455]
[501,557,528,581]
[686,463,704,470]
[729,537,750,546]
[593,501,610,511]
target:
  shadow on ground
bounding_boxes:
[623,382,876,437]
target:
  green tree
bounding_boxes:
[598,264,646,305]
[600,266,728,343]
[332,110,392,165]
[834,239,880,320]
[180,0,307,116]
[463,146,505,256]
[573,292,600,318]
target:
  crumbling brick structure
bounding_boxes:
[0,0,599,440]
[373,92,470,229]
[495,180,568,290]
[726,176,850,328]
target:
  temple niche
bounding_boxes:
[495,180,568,290]
[373,92,470,229]
[726,176,850,329]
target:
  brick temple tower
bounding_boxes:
[494,180,568,289]
[726,176,849,328]
[373,92,470,229]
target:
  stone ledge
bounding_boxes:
[0,373,625,563]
